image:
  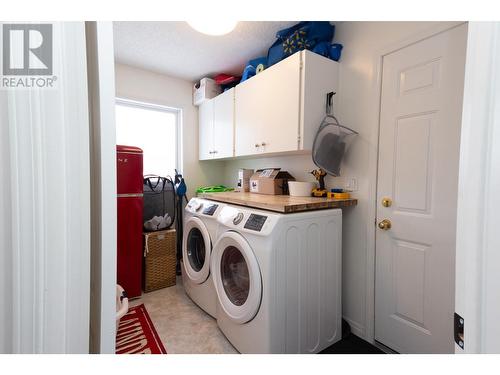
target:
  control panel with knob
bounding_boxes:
[233,212,244,225]
[186,199,202,213]
[193,200,202,211]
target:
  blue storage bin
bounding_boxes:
[329,44,343,61]
[267,21,335,67]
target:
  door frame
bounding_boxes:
[364,21,467,345]
[86,21,118,354]
[454,22,500,354]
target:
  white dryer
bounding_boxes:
[181,198,225,318]
[211,204,342,353]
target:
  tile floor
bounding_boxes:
[130,277,384,354]
[130,277,238,354]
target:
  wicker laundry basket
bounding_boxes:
[143,229,176,292]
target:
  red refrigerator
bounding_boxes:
[116,145,143,298]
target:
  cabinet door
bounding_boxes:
[198,99,214,160]
[235,52,302,156]
[213,88,234,159]
[300,50,339,150]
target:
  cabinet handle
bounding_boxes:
[254,144,260,148]
[213,150,218,154]
[261,142,266,147]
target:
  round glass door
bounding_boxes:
[182,217,211,284]
[212,231,262,324]
[187,227,206,272]
[221,246,250,306]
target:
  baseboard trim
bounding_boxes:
[374,340,398,354]
[343,316,365,339]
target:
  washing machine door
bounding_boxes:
[183,217,211,284]
[212,231,262,324]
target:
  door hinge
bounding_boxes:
[454,312,464,349]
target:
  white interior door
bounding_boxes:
[0,22,91,353]
[375,24,467,354]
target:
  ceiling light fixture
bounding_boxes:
[187,20,238,36]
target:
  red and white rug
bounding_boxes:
[116,304,167,354]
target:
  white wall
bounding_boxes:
[114,63,225,196]
[222,21,460,340]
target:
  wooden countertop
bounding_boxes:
[197,191,357,213]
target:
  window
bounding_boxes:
[115,99,179,178]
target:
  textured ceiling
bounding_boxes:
[113,21,297,82]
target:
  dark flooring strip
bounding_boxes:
[320,334,386,354]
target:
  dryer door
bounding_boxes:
[183,217,211,284]
[212,231,262,324]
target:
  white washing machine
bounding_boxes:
[181,198,225,318]
[211,204,342,353]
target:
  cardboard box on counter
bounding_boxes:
[235,168,254,192]
[249,168,295,195]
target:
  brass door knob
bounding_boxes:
[382,197,392,207]
[378,219,392,230]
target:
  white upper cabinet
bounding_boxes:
[213,88,234,158]
[198,88,235,160]
[235,50,339,157]
[198,50,339,160]
[235,52,302,156]
[198,99,214,160]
